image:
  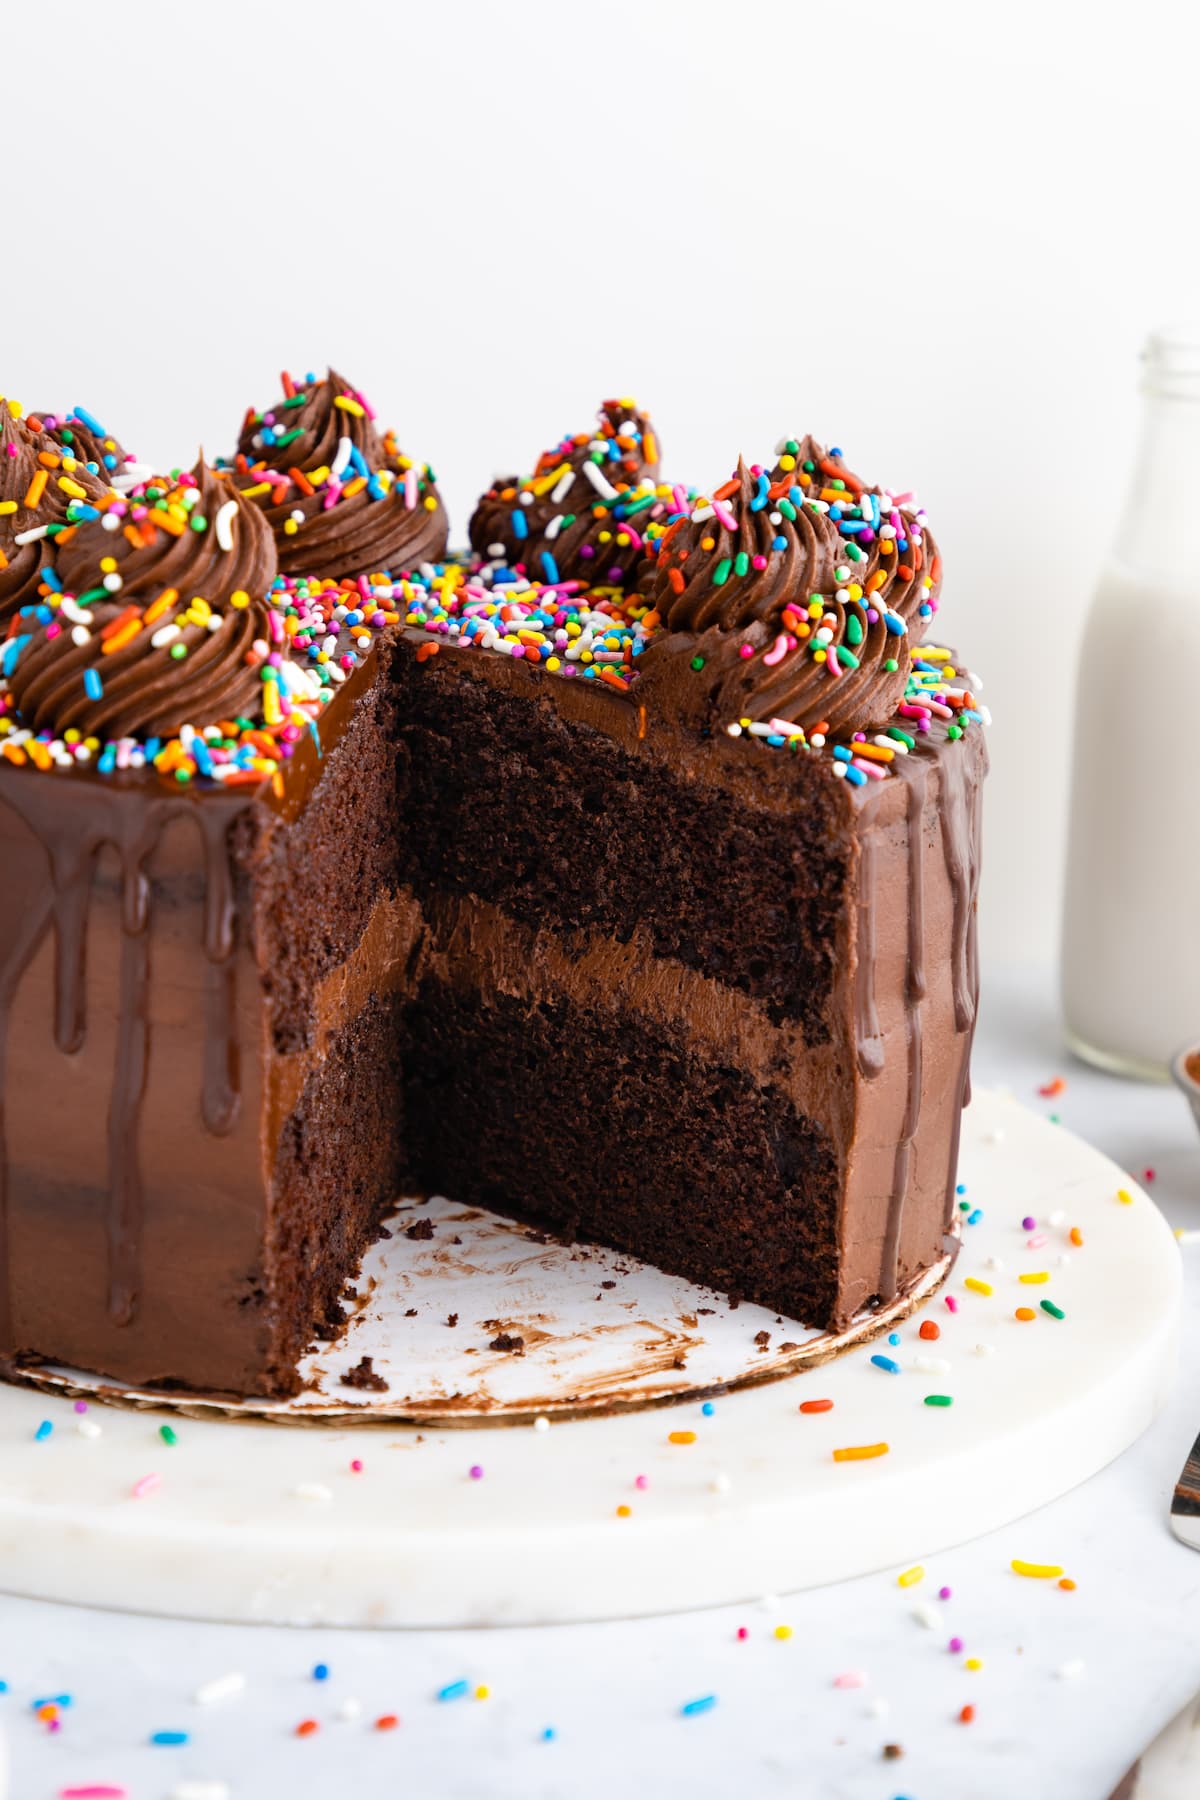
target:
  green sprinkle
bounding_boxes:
[884,658,899,672]
[836,645,860,670]
[160,1424,178,1446]
[274,427,303,449]
[169,643,187,661]
[924,1394,954,1407]
[690,656,705,672]
[828,478,846,491]
[622,493,656,517]
[712,558,732,587]
[778,498,797,521]
[835,566,850,582]
[958,1199,970,1212]
[946,724,962,740]
[189,514,208,533]
[283,393,308,409]
[77,587,109,606]
[844,542,864,562]
[174,767,192,783]
[802,460,815,473]
[1041,1299,1065,1319]
[734,551,749,578]
[886,727,916,748]
[785,440,799,455]
[845,614,864,647]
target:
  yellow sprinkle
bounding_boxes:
[1117,1188,1134,1205]
[230,590,250,610]
[965,1657,983,1671]
[1011,1559,1064,1579]
[963,1277,993,1296]
[0,500,17,516]
[474,1685,489,1701]
[1018,1272,1050,1284]
[333,394,365,417]
[423,495,438,511]
[668,1430,696,1445]
[615,1504,631,1518]
[57,475,88,500]
[774,1624,793,1641]
[832,1442,889,1463]
[897,1565,925,1588]
[99,556,118,574]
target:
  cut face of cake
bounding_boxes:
[0,393,984,1399]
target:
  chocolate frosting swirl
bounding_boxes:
[228,368,449,580]
[54,457,278,614]
[468,399,661,585]
[30,407,139,489]
[7,587,272,741]
[638,437,940,736]
[0,401,110,621]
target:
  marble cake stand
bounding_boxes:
[0,1090,1180,1627]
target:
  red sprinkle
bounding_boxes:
[1038,1076,1066,1097]
[295,1719,320,1738]
[918,1320,940,1341]
[375,1713,400,1731]
[959,1704,976,1724]
[799,1398,834,1414]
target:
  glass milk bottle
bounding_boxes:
[1062,327,1200,1079]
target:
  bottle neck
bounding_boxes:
[1115,329,1200,575]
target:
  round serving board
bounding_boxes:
[0,1090,1180,1627]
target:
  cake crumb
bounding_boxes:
[754,1329,771,1351]
[340,1356,388,1393]
[447,1313,459,1328]
[404,1308,418,1318]
[489,1332,525,1354]
[405,1218,435,1241]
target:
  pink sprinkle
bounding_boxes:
[132,1472,161,1499]
[73,1401,88,1414]
[945,1295,958,1313]
[738,644,754,660]
[1026,1233,1047,1248]
[833,1671,866,1689]
[1144,1168,1156,1182]
[939,1586,952,1601]
[350,1459,364,1473]
[60,1789,129,1798]
[736,1626,749,1640]
[949,1636,964,1653]
[468,1465,484,1481]
[634,1474,649,1491]
[762,632,791,668]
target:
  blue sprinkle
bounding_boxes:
[2,636,30,678]
[150,1730,189,1746]
[72,407,104,434]
[102,453,117,470]
[510,508,528,541]
[883,611,906,635]
[772,534,787,551]
[41,566,62,592]
[312,1663,330,1681]
[540,551,560,585]
[871,1354,901,1375]
[767,733,785,747]
[956,1183,967,1194]
[348,445,369,480]
[98,744,117,775]
[541,1727,557,1741]
[830,445,843,457]
[438,1679,470,1702]
[31,1694,72,1709]
[34,1419,52,1441]
[832,745,852,763]
[701,1401,715,1416]
[843,765,867,787]
[69,504,100,523]
[681,1695,718,1717]
[967,1208,983,1226]
[888,1332,901,1346]
[961,708,983,723]
[191,738,214,779]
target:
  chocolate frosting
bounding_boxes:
[7,460,278,740]
[229,369,449,580]
[0,402,109,621]
[30,407,139,489]
[640,437,940,735]
[468,399,662,585]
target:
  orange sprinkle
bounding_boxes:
[959,1704,976,1725]
[23,468,48,509]
[1069,1227,1084,1247]
[1015,1307,1036,1321]
[415,642,439,663]
[668,1430,697,1445]
[1058,1577,1077,1591]
[616,1504,632,1518]
[643,432,658,466]
[1038,1076,1066,1097]
[375,1713,400,1731]
[99,605,140,641]
[101,619,143,654]
[289,466,316,497]
[637,704,646,742]
[295,1718,319,1737]
[667,567,685,594]
[799,1398,833,1414]
[918,1320,940,1341]
[599,667,631,693]
[832,1442,888,1463]
[712,476,740,502]
[143,588,178,626]
[897,564,914,581]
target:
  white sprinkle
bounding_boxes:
[551,470,574,505]
[193,1671,246,1706]
[867,1697,891,1719]
[214,500,239,552]
[1056,1659,1086,1680]
[725,723,743,738]
[101,512,122,531]
[544,514,564,541]
[518,490,535,507]
[984,1127,1006,1145]
[533,1416,550,1433]
[76,1416,102,1439]
[294,1481,333,1502]
[1058,1253,1072,1268]
[912,1601,943,1630]
[1048,1209,1067,1227]
[973,1343,997,1357]
[760,1593,780,1613]
[102,571,122,593]
[13,525,48,546]
[912,1355,951,1374]
[582,460,618,501]
[330,435,354,481]
[171,1784,231,1800]
[70,626,90,648]
[985,1256,1006,1273]
[151,624,181,649]
[710,1472,732,1495]
[60,597,94,626]
[337,1697,363,1722]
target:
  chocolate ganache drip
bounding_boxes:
[7,460,277,740]
[0,399,110,622]
[639,435,941,737]
[468,399,663,587]
[228,368,449,581]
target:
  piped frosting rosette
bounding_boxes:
[468,399,670,587]
[0,399,111,621]
[227,368,448,581]
[637,435,945,743]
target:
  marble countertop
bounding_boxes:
[2,965,1197,1800]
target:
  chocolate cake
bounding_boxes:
[0,386,985,1399]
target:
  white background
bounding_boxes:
[4,0,1199,958]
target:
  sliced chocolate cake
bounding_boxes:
[0,387,984,1398]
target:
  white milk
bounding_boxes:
[1062,329,1200,1078]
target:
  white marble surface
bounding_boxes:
[1,965,1197,1800]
